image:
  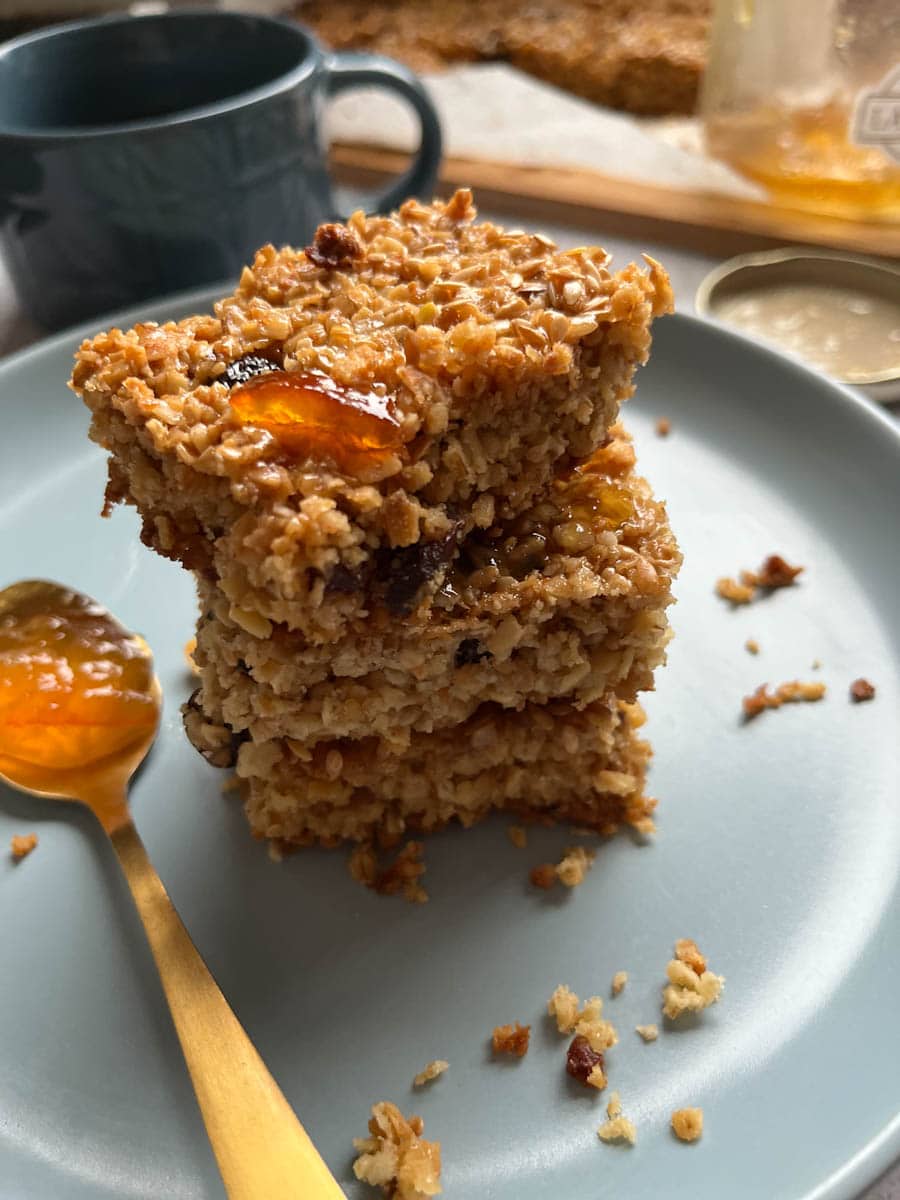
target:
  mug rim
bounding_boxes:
[0,7,320,141]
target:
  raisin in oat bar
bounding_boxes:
[72,191,671,642]
[189,426,680,749]
[185,696,653,847]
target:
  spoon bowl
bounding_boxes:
[0,578,346,1200]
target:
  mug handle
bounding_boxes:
[323,52,443,215]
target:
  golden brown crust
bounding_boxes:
[71,194,672,642]
[297,0,710,116]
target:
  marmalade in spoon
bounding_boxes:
[229,369,403,473]
[0,581,158,772]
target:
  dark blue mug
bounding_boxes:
[0,9,442,330]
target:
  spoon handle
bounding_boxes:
[109,817,346,1200]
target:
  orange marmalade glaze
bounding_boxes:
[229,369,403,473]
[0,583,158,771]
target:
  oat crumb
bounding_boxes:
[655,417,671,437]
[611,970,628,996]
[556,845,595,887]
[850,678,876,703]
[530,862,557,889]
[597,1114,636,1145]
[812,658,822,670]
[586,1063,608,1090]
[267,840,284,863]
[530,844,595,889]
[352,1101,441,1198]
[674,937,706,975]
[745,638,759,655]
[606,1091,622,1118]
[635,1024,659,1042]
[413,1060,448,1088]
[715,576,755,604]
[492,1022,531,1057]
[662,940,724,1020]
[507,825,527,849]
[743,679,826,718]
[718,554,804,605]
[671,1107,704,1142]
[350,840,428,904]
[548,984,581,1033]
[10,833,38,861]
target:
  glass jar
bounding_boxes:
[702,0,900,221]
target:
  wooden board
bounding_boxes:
[332,145,900,260]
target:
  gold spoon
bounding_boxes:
[0,580,345,1200]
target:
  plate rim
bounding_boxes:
[2,284,899,1200]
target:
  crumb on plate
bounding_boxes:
[662,940,724,1020]
[349,840,428,904]
[565,1034,607,1088]
[413,1060,448,1088]
[715,576,755,604]
[507,824,527,848]
[492,1022,531,1057]
[611,970,628,996]
[655,417,671,436]
[671,1107,704,1142]
[352,1101,441,1198]
[745,638,759,655]
[598,1111,636,1145]
[850,678,876,703]
[530,845,595,889]
[717,554,804,605]
[10,833,37,861]
[606,1091,622,1118]
[635,1023,659,1042]
[743,679,826,718]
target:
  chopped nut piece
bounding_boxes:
[718,554,804,604]
[635,1024,659,1042]
[715,576,755,604]
[662,940,724,1020]
[305,221,364,270]
[413,1060,448,1088]
[556,845,595,887]
[492,1022,531,1057]
[743,679,826,718]
[850,678,876,702]
[606,1091,622,1118]
[530,862,557,889]
[674,938,706,976]
[565,1034,605,1085]
[611,970,628,996]
[745,638,759,655]
[507,825,527,849]
[352,1101,441,1198]
[752,554,804,588]
[655,417,671,437]
[10,833,37,861]
[671,1107,704,1142]
[597,1115,636,1145]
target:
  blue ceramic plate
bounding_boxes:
[1,288,898,1200]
